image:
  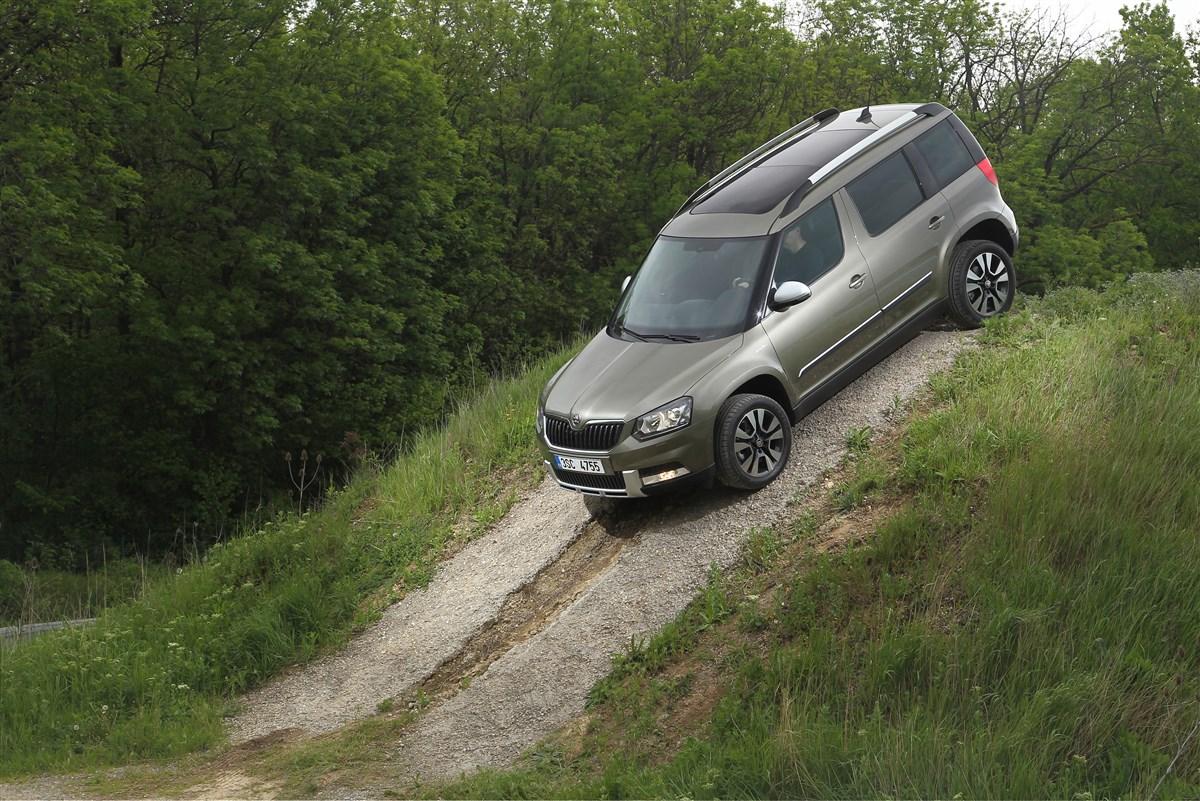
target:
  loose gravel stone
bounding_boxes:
[226,482,592,742]
[388,330,971,783]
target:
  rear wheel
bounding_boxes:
[715,393,792,490]
[947,239,1015,328]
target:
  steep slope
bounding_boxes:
[426,272,1200,800]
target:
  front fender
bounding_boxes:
[687,326,795,423]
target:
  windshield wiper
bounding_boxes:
[616,324,650,341]
[620,327,701,343]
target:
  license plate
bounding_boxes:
[554,454,607,474]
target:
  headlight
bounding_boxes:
[633,397,692,440]
[535,404,545,435]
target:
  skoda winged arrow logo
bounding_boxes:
[570,413,583,429]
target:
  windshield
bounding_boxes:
[610,236,770,342]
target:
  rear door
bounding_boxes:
[844,148,951,332]
[760,193,883,399]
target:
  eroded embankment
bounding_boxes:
[0,331,970,801]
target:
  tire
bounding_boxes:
[947,239,1016,329]
[714,393,792,490]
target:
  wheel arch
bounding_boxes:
[955,217,1014,256]
[727,374,795,424]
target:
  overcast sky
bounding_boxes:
[1004,0,1198,38]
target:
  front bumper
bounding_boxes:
[541,459,714,498]
[537,419,715,498]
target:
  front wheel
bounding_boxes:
[714,393,792,490]
[947,239,1016,328]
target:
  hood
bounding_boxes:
[544,330,743,423]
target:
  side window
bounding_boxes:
[914,119,976,190]
[845,151,924,236]
[774,198,844,287]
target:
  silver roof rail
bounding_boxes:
[674,108,839,217]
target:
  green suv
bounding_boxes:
[537,103,1018,498]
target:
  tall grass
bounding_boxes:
[0,341,580,777]
[441,275,1200,798]
[0,558,173,629]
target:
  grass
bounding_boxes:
[0,558,172,629]
[431,273,1200,799]
[0,340,581,777]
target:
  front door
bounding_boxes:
[844,147,952,332]
[760,193,883,400]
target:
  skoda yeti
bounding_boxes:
[537,103,1018,498]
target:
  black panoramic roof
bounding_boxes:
[759,128,873,167]
[691,165,814,215]
[691,127,872,215]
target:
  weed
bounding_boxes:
[832,455,888,510]
[742,528,780,574]
[845,424,872,455]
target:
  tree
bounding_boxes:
[1,0,466,560]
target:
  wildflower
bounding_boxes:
[101,705,109,714]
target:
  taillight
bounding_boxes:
[977,157,998,186]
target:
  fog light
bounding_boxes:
[641,465,690,486]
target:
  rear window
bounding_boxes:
[913,120,976,190]
[845,151,925,236]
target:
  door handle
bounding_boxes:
[928,215,944,230]
[849,274,866,289]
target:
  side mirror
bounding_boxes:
[770,281,812,310]
[621,275,631,293]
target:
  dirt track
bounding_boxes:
[229,329,971,786]
[0,330,970,800]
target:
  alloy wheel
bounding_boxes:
[966,251,1011,316]
[734,407,785,478]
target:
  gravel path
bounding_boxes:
[0,330,968,800]
[383,330,970,784]
[228,485,591,742]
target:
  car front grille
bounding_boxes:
[545,416,623,451]
[551,467,626,492]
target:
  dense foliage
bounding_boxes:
[2,0,1197,563]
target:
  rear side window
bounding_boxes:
[846,151,924,236]
[773,198,844,287]
[913,120,976,190]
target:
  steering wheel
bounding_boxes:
[730,276,751,290]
